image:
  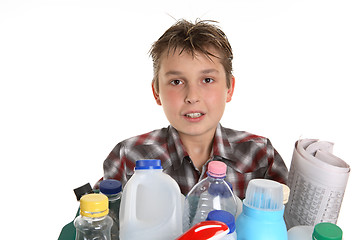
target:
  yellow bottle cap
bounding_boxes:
[80,193,109,218]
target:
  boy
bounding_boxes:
[96,19,288,199]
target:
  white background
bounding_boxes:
[0,0,359,238]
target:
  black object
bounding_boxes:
[73,183,93,201]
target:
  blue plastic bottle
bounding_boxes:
[235,179,287,240]
[99,179,122,240]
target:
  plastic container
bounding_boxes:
[288,222,343,240]
[74,193,113,240]
[176,221,229,240]
[99,179,122,240]
[206,210,237,240]
[288,225,313,239]
[119,159,183,240]
[183,161,238,231]
[235,179,287,240]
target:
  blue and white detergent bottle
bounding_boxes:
[235,179,287,240]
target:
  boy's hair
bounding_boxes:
[150,19,233,94]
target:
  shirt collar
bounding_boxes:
[166,124,237,171]
[166,125,188,170]
[212,123,237,162]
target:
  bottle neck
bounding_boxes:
[101,192,121,201]
[81,215,107,221]
[208,174,225,181]
[135,169,163,174]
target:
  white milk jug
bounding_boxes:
[119,159,183,240]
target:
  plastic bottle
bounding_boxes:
[74,193,113,240]
[183,161,237,231]
[99,179,122,240]
[288,222,343,240]
[235,179,287,240]
[206,210,237,240]
[288,225,313,239]
[119,159,183,240]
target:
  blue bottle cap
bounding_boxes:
[99,179,122,195]
[206,210,236,233]
[135,159,163,170]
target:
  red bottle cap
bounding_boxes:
[176,221,229,240]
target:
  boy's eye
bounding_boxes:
[203,78,214,84]
[170,79,183,85]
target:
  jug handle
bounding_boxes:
[121,182,138,223]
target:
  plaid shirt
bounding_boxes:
[96,124,288,199]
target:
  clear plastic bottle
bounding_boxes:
[74,193,113,240]
[288,222,343,240]
[206,210,237,240]
[119,159,183,240]
[183,161,237,231]
[99,179,122,240]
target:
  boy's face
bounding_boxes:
[153,48,235,140]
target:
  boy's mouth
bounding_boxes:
[185,112,204,118]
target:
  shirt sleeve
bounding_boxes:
[94,141,134,189]
[264,139,288,185]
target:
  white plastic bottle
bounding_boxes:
[119,159,183,240]
[206,210,237,240]
[288,222,343,240]
[183,161,237,231]
[74,193,113,240]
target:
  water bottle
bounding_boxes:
[206,210,237,240]
[74,193,113,240]
[183,161,237,231]
[99,179,122,240]
[235,179,287,240]
[288,222,343,240]
[119,159,183,240]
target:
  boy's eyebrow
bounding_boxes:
[165,69,219,76]
[201,68,219,74]
[165,70,183,76]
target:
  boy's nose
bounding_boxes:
[185,85,200,104]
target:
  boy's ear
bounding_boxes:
[226,76,235,103]
[152,82,162,106]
